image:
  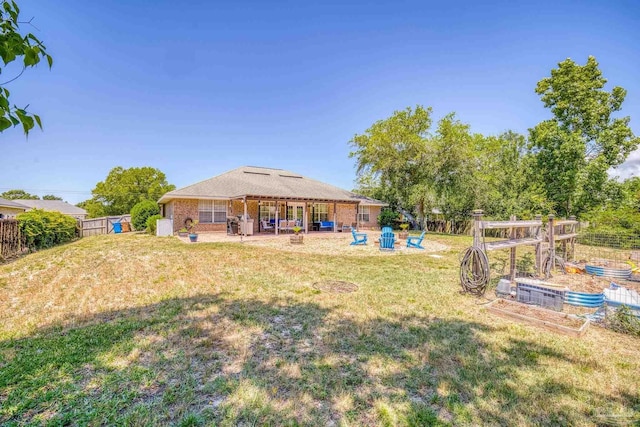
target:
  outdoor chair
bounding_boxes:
[407,230,426,249]
[379,230,395,251]
[261,220,274,233]
[381,226,393,234]
[279,219,290,233]
[350,228,367,245]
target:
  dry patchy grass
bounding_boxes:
[0,233,639,426]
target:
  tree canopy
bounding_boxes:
[350,57,637,224]
[42,194,62,200]
[0,0,52,135]
[1,188,38,199]
[80,166,175,217]
[529,56,639,216]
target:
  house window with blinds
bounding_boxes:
[358,205,370,223]
[313,203,329,222]
[199,200,227,223]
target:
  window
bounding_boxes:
[260,201,275,221]
[358,205,370,223]
[313,203,328,222]
[198,200,227,223]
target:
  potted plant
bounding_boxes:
[178,227,189,238]
[187,220,199,242]
[398,223,409,239]
[290,226,304,244]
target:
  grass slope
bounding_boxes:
[1,234,639,426]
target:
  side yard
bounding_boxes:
[0,233,638,425]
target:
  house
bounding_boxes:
[0,198,27,219]
[158,166,386,234]
[14,199,88,220]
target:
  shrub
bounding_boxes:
[146,214,163,235]
[377,209,398,228]
[131,200,160,231]
[18,209,78,250]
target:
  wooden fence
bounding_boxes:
[0,219,25,260]
[80,215,132,237]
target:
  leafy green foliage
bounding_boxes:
[17,209,77,249]
[131,200,159,231]
[377,209,397,228]
[42,194,62,200]
[82,166,175,217]
[530,56,640,216]
[0,189,38,199]
[606,305,640,337]
[145,214,162,235]
[0,0,53,135]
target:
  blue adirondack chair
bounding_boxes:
[379,230,395,251]
[407,231,426,249]
[381,226,393,234]
[350,228,368,245]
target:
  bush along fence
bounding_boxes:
[18,209,79,251]
[0,219,25,260]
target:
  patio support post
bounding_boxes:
[275,201,279,235]
[333,202,337,232]
[356,203,360,232]
[243,197,248,240]
[303,202,308,234]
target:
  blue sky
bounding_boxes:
[2,0,639,204]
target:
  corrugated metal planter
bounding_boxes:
[585,264,632,279]
[564,291,604,308]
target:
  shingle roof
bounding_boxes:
[159,166,386,205]
[15,199,87,215]
[0,198,28,209]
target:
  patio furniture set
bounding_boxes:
[350,227,427,250]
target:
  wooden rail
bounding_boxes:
[473,210,543,279]
[80,215,132,237]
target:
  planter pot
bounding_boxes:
[290,234,304,244]
[189,233,198,242]
[398,231,409,240]
[178,231,188,237]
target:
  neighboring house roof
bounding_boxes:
[0,198,28,210]
[159,166,387,206]
[14,199,88,216]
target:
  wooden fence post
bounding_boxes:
[534,214,542,277]
[509,215,517,280]
[569,215,576,261]
[472,210,483,249]
[548,214,555,273]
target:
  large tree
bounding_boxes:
[529,56,639,216]
[0,0,52,135]
[349,105,433,218]
[82,166,175,216]
[1,188,38,199]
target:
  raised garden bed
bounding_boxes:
[546,273,610,294]
[487,299,589,337]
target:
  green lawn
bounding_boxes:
[1,233,639,426]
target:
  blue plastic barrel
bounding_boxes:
[112,222,122,233]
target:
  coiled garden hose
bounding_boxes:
[459,246,490,296]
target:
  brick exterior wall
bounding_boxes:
[335,203,357,229]
[170,199,226,233]
[359,205,382,230]
[230,200,259,233]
